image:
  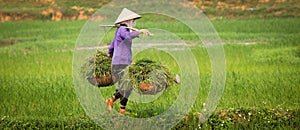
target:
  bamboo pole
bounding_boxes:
[98,25,139,31]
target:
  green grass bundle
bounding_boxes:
[123,59,175,95]
[81,53,176,93]
[81,50,113,87]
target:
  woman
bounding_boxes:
[106,8,151,114]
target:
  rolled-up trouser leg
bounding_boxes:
[119,87,132,107]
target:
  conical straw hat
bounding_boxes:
[115,8,141,24]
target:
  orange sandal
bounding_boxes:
[105,98,115,112]
[119,108,126,114]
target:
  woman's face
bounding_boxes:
[131,20,136,27]
[123,19,136,27]
[128,19,136,27]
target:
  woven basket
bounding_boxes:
[81,50,113,87]
[87,74,113,87]
[138,81,165,95]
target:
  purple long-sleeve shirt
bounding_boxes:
[107,26,139,65]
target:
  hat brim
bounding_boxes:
[115,15,142,24]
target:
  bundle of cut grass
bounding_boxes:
[81,50,113,87]
[123,59,175,95]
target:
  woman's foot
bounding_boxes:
[119,105,126,114]
[106,98,115,112]
[119,108,126,114]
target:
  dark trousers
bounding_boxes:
[112,64,132,107]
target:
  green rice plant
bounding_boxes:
[80,50,113,87]
[123,59,175,95]
[81,50,111,78]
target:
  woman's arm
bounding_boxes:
[119,27,139,40]
[138,29,152,36]
[107,41,114,57]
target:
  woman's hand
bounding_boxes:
[139,29,153,36]
[107,53,112,57]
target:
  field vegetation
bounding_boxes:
[1,17,299,129]
[0,0,300,129]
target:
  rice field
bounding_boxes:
[0,17,300,129]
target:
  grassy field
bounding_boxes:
[0,17,300,129]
